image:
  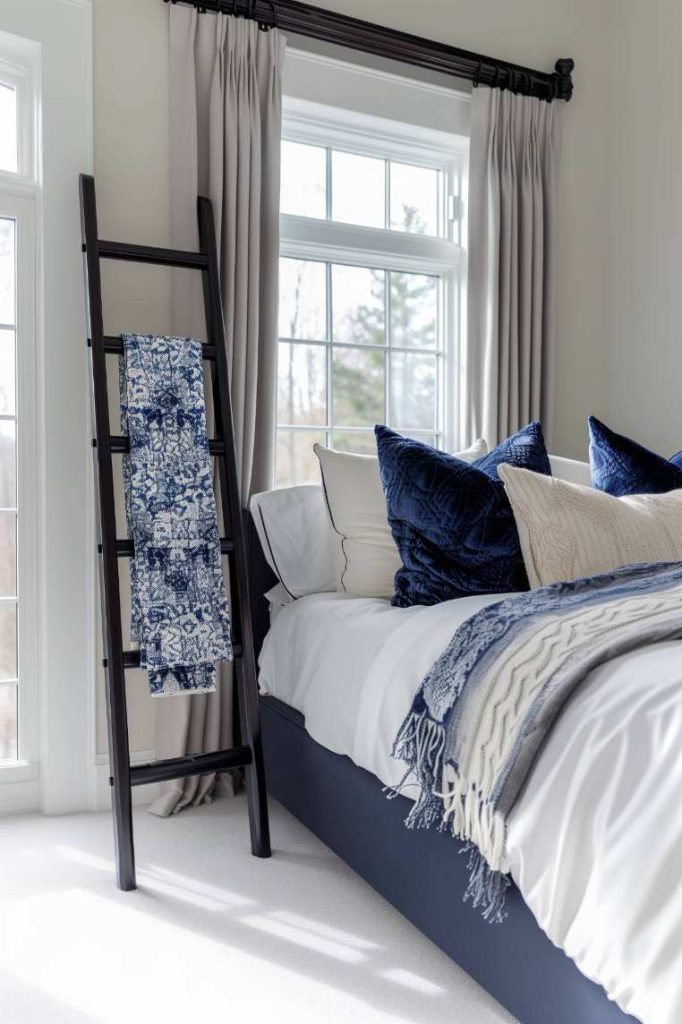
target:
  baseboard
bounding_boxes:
[92,750,161,811]
[0,778,40,816]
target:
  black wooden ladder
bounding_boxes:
[79,173,271,891]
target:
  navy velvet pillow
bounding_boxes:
[588,416,682,496]
[375,422,552,607]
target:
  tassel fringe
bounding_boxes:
[390,709,511,924]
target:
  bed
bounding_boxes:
[244,467,680,1024]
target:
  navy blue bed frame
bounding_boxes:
[245,514,637,1024]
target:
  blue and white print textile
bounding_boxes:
[119,333,232,697]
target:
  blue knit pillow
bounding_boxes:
[375,422,551,607]
[588,417,682,496]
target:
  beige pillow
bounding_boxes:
[499,463,682,588]
[314,439,488,597]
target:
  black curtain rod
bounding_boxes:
[163,0,574,102]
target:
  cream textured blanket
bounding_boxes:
[393,561,682,921]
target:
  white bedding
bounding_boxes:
[259,592,682,1024]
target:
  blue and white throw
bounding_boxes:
[119,333,232,697]
[392,561,682,922]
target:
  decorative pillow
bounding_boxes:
[375,422,551,607]
[588,416,682,496]
[249,485,336,599]
[499,463,682,588]
[314,438,488,598]
[549,454,591,487]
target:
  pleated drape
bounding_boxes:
[150,7,285,816]
[465,86,561,448]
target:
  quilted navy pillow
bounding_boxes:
[588,416,682,496]
[375,422,551,607]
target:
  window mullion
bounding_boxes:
[326,260,333,447]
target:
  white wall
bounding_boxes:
[604,0,682,456]
[90,0,624,770]
[92,0,172,777]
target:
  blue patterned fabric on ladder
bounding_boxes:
[119,333,232,697]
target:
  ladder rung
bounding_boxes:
[127,745,252,787]
[119,645,242,669]
[95,336,217,360]
[93,239,209,270]
[108,435,225,455]
[111,538,234,557]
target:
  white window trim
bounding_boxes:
[0,34,40,790]
[280,94,468,457]
[0,1,93,817]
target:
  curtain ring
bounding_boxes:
[492,64,500,91]
[258,0,277,29]
[473,60,483,88]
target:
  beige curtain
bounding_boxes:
[465,86,561,449]
[150,6,285,817]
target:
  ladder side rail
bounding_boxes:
[79,174,136,891]
[197,195,271,859]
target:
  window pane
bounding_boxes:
[0,515,16,598]
[332,348,384,427]
[278,342,326,426]
[390,352,437,430]
[281,141,326,220]
[0,329,16,415]
[279,258,327,341]
[332,265,385,346]
[0,684,17,760]
[331,431,376,455]
[390,272,438,350]
[331,151,385,229]
[0,84,17,174]
[0,603,17,681]
[390,162,439,236]
[276,429,325,487]
[0,218,16,326]
[399,431,439,449]
[0,420,16,508]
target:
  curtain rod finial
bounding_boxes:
[553,57,574,101]
[555,57,575,76]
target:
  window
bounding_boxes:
[0,39,39,774]
[276,90,467,487]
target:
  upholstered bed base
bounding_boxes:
[246,513,637,1024]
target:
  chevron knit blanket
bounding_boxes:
[392,561,682,922]
[120,333,232,697]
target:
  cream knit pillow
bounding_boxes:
[499,464,682,588]
[315,439,488,597]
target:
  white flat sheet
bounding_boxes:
[259,592,682,1024]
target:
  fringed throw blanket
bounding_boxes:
[120,333,232,697]
[393,561,682,922]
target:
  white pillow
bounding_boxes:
[314,439,488,598]
[249,485,335,599]
[499,463,682,588]
[549,454,591,487]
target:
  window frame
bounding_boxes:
[277,95,468,482]
[0,32,40,785]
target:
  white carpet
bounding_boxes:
[0,797,517,1024]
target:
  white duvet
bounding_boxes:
[259,592,682,1024]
